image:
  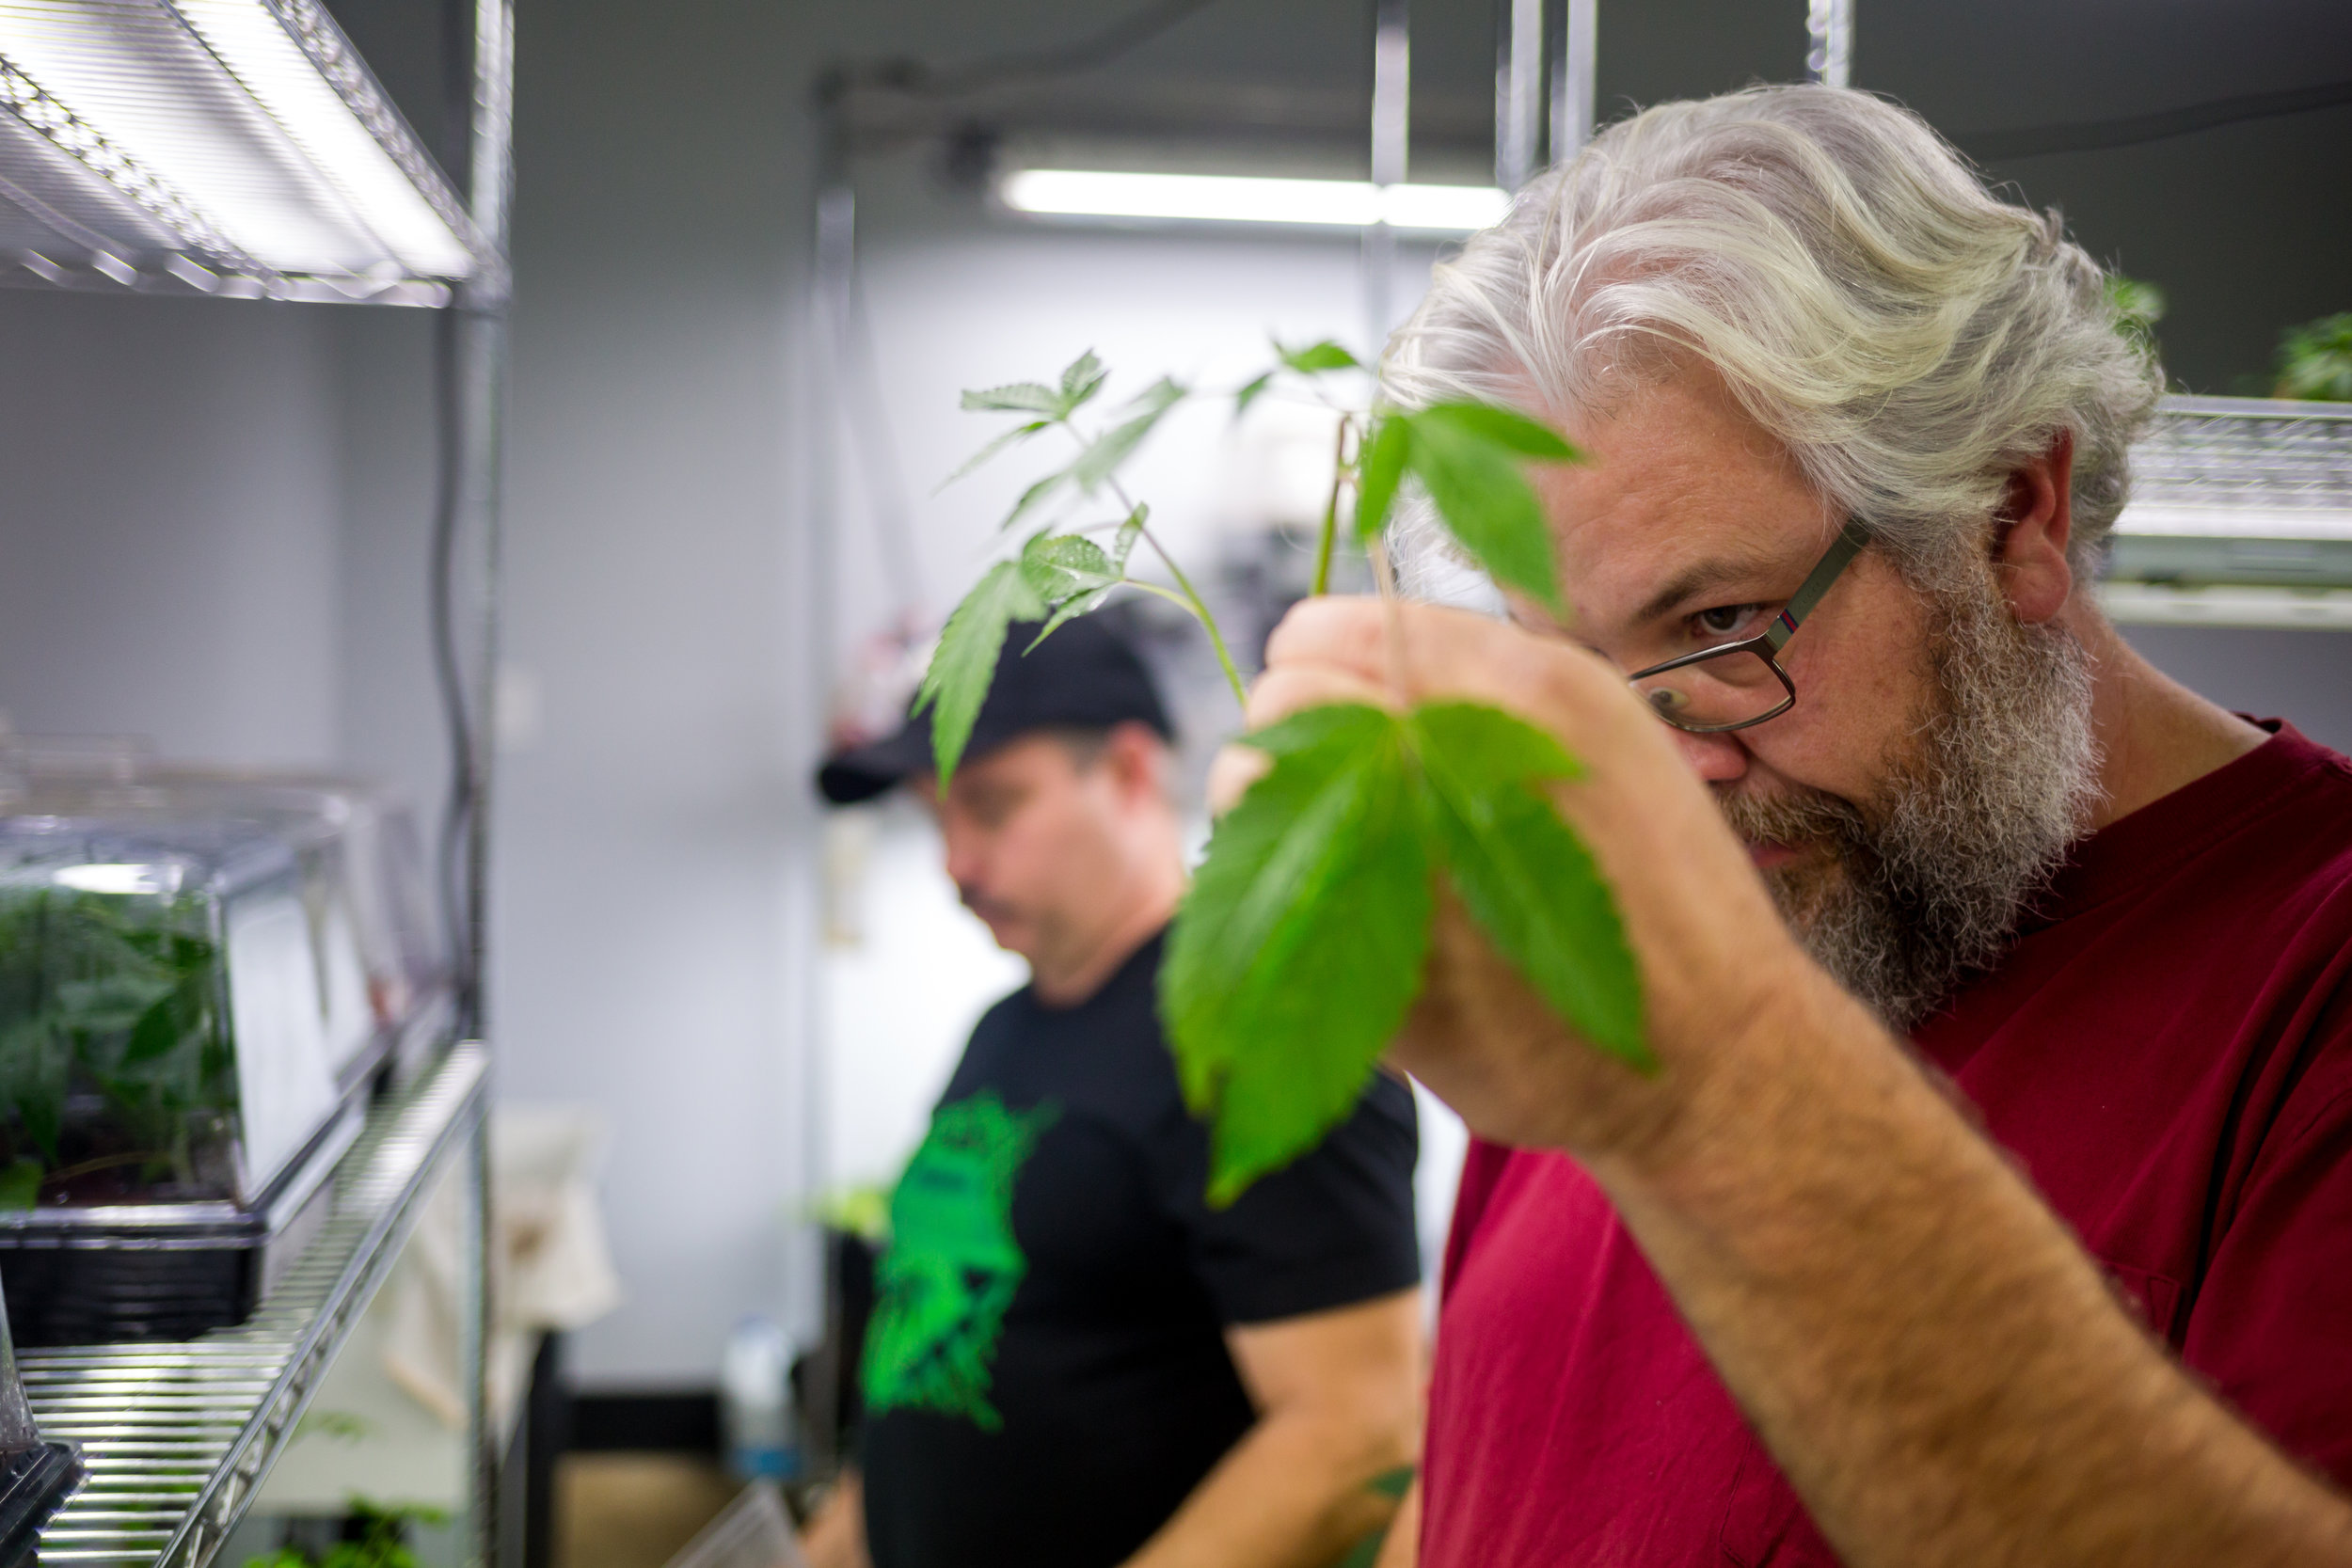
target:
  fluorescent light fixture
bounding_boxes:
[1001,169,1512,235]
[0,0,484,287]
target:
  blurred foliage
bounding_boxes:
[244,1499,446,1568]
[807,1181,893,1243]
[2274,313,2352,403]
[2104,276,2167,362]
[0,885,235,1198]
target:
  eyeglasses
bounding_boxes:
[1625,518,1870,734]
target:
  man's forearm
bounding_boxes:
[1122,1406,1408,1568]
[1594,970,2352,1568]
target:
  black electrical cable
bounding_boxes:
[1958,77,2352,161]
[428,304,479,1030]
[841,267,930,617]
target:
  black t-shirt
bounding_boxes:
[858,927,1421,1568]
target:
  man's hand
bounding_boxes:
[1221,595,1810,1170]
[1121,1290,1421,1568]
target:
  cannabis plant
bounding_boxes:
[0,885,236,1206]
[925,345,1646,1203]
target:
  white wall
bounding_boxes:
[813,194,1479,1275]
[0,292,343,765]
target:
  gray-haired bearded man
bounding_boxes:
[1228,85,2352,1568]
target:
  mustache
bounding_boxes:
[1714,782,1872,850]
[958,884,1017,924]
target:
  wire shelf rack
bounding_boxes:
[22,1042,487,1568]
[2117,395,2352,541]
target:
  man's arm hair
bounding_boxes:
[1596,968,2352,1568]
[1119,1291,1422,1568]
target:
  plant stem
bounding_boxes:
[1107,478,1250,710]
[1311,418,1353,597]
[1369,534,1409,704]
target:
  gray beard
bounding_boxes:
[1718,581,2102,1030]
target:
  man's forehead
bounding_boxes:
[1534,381,1833,622]
[1540,473,1822,626]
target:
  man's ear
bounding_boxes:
[1104,721,1168,805]
[1994,428,2075,625]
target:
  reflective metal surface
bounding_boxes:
[21,1043,487,1568]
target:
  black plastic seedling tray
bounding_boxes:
[0,1441,83,1568]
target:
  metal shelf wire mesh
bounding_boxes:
[2118,395,2352,541]
[21,1042,487,1568]
[0,0,498,303]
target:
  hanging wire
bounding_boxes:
[1959,77,2352,161]
[428,305,479,1027]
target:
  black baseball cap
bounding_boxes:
[817,614,1174,804]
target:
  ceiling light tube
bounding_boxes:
[1001,169,1511,235]
[0,0,479,280]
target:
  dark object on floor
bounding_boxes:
[790,1228,876,1469]
[571,1392,721,1454]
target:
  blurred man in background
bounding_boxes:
[807,615,1422,1568]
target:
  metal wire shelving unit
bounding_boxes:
[0,0,515,1561]
[22,1046,489,1568]
[2103,395,2352,628]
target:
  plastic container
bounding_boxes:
[0,817,367,1342]
[720,1314,798,1483]
[0,744,452,1080]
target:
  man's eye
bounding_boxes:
[1694,604,1756,638]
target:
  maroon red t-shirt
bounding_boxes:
[1422,721,2352,1567]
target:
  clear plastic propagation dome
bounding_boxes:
[0,816,345,1211]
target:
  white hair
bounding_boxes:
[1385,84,2161,591]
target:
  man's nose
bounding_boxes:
[1669,726,1751,785]
[941,829,984,889]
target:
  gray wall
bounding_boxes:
[0,293,343,764]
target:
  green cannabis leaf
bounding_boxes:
[913,560,1045,788]
[1353,416,1410,540]
[1406,704,1648,1068]
[1163,705,1433,1208]
[923,347,1642,1209]
[1279,340,1361,374]
[1395,404,1572,612]
[1167,700,1647,1203]
[1349,404,1576,612]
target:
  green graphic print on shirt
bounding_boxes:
[862,1091,1058,1432]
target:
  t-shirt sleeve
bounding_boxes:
[2179,978,2352,1487]
[1153,1070,1422,1326]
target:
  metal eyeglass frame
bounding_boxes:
[1625,517,1871,734]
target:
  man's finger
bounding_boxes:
[1243,665,1393,731]
[1205,745,1270,816]
[1263,595,1391,679]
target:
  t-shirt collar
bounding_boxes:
[2018,717,2319,934]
